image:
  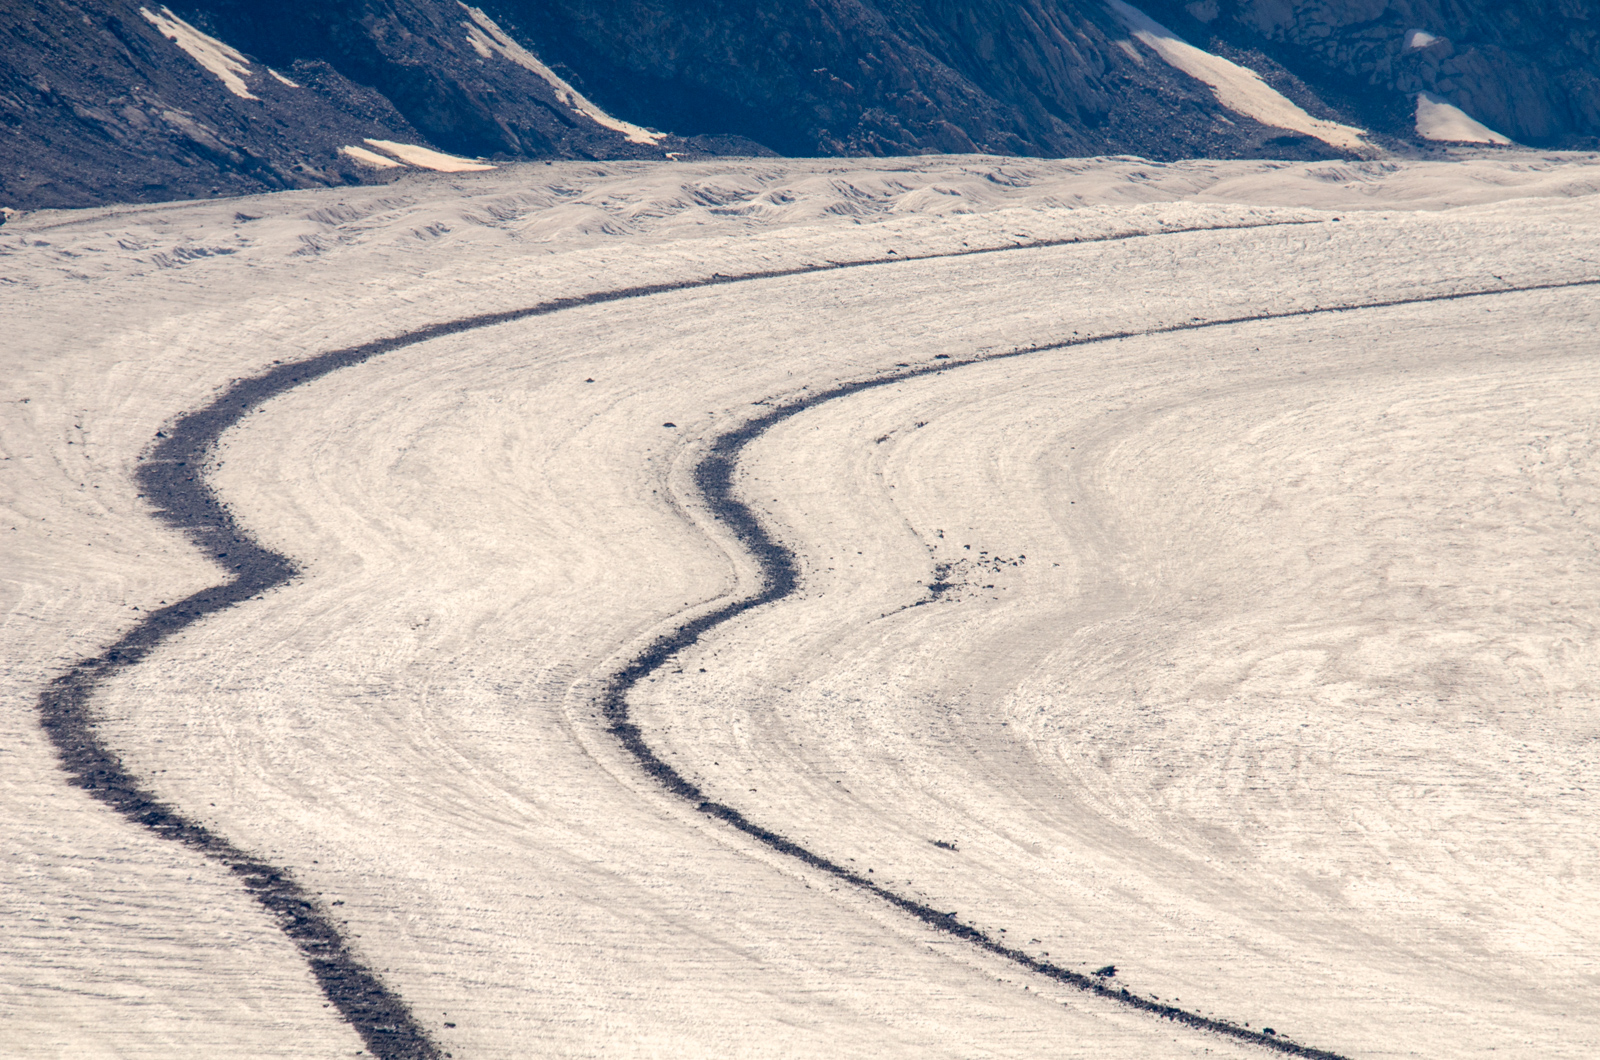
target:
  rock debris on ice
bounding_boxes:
[5,154,1599,1060]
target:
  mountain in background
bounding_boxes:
[4,0,1597,210]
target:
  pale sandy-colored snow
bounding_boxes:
[1416,92,1514,145]
[1109,1,1371,153]
[339,144,406,169]
[362,138,496,172]
[4,153,1599,1058]
[460,3,666,145]
[267,68,299,88]
[140,6,258,101]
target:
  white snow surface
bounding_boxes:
[1405,28,1443,50]
[1416,92,1515,144]
[1109,0,1371,152]
[362,139,496,172]
[460,3,666,145]
[339,144,405,169]
[4,154,1600,1059]
[140,6,258,101]
[267,68,299,88]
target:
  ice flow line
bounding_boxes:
[33,215,1300,1059]
[598,274,1600,1060]
[35,210,1584,1058]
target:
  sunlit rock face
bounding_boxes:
[2,0,1594,210]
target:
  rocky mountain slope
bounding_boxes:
[3,1,1596,209]
[1155,0,1600,148]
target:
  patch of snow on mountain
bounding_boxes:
[458,3,665,146]
[1108,0,1370,152]
[139,6,257,101]
[340,145,405,169]
[1415,93,1513,144]
[1404,29,1443,51]
[363,140,495,172]
[268,68,299,88]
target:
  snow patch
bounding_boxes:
[1415,93,1513,144]
[140,6,257,100]
[458,3,665,145]
[268,68,300,88]
[1108,0,1370,152]
[1404,29,1443,51]
[362,139,496,172]
[340,145,406,169]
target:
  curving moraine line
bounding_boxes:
[606,277,1595,1059]
[35,210,1597,1058]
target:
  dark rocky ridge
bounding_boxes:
[3,0,1595,210]
[0,0,766,209]
[3,0,417,208]
[485,0,1264,158]
[1141,0,1600,147]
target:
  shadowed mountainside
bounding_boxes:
[3,1,1595,210]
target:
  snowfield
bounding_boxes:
[140,5,260,101]
[1414,94,1515,146]
[3,154,1599,1059]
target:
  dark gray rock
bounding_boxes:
[2,0,414,208]
[3,0,1594,210]
[0,0,764,209]
[480,0,1347,158]
[1139,0,1600,147]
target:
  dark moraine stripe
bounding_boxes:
[39,211,1591,1057]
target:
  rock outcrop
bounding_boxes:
[1139,0,1600,147]
[3,0,1594,210]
